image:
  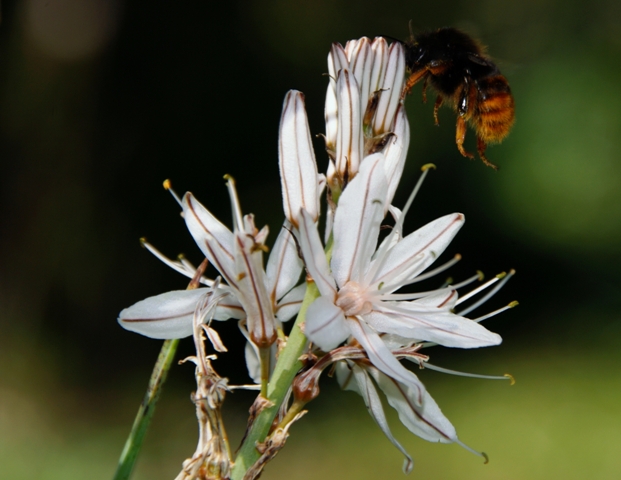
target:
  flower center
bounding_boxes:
[336,281,373,317]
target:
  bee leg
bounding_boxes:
[433,95,443,126]
[456,116,474,159]
[421,76,429,103]
[402,69,428,98]
[477,136,499,170]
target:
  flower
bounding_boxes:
[118,180,306,345]
[297,154,501,405]
[324,37,406,189]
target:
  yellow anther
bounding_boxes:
[504,373,516,385]
[454,253,462,261]
[482,452,489,464]
[496,271,507,279]
[139,237,147,247]
[476,270,485,281]
[421,163,436,171]
[163,179,172,190]
[508,301,519,308]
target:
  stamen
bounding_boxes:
[399,164,435,225]
[455,272,504,306]
[422,362,514,382]
[229,384,262,391]
[471,301,519,324]
[365,164,435,284]
[224,174,245,232]
[407,254,461,284]
[380,286,455,301]
[140,238,193,277]
[177,254,197,273]
[457,269,515,315]
[163,179,184,208]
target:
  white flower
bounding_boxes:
[297,155,502,403]
[118,181,305,343]
[324,37,406,188]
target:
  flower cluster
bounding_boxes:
[118,36,515,477]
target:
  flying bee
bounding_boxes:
[402,27,515,169]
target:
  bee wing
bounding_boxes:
[467,53,494,67]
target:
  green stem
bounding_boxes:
[113,338,180,480]
[230,281,319,479]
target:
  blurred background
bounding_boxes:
[1,0,620,478]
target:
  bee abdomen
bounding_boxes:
[475,75,515,143]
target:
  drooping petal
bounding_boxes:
[370,213,465,290]
[382,105,409,208]
[332,154,388,287]
[296,209,337,298]
[279,90,320,226]
[118,289,208,339]
[347,316,425,406]
[183,193,237,287]
[275,283,306,322]
[240,322,277,384]
[367,366,458,444]
[349,363,414,474]
[335,69,363,180]
[335,360,360,393]
[305,296,350,351]
[364,304,502,348]
[233,230,277,347]
[265,221,303,302]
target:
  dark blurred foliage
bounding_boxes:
[1,0,621,477]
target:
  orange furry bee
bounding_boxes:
[402,27,515,169]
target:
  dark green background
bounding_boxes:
[1,0,620,478]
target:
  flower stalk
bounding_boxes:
[114,260,208,480]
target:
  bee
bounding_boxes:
[402,27,515,169]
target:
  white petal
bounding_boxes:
[364,305,502,348]
[382,106,409,208]
[368,367,458,444]
[183,193,237,286]
[233,230,277,347]
[347,316,426,405]
[324,85,338,149]
[373,41,406,135]
[118,289,207,339]
[275,282,306,322]
[305,296,349,351]
[335,69,363,180]
[412,289,458,309]
[279,90,320,226]
[296,209,337,298]
[332,154,388,287]
[346,37,374,113]
[335,360,360,393]
[371,213,465,289]
[349,363,414,474]
[266,222,303,302]
[244,340,262,384]
[328,43,349,86]
[369,37,388,94]
[240,324,277,383]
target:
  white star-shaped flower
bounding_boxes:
[297,154,502,403]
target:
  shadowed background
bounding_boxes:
[1,0,620,478]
